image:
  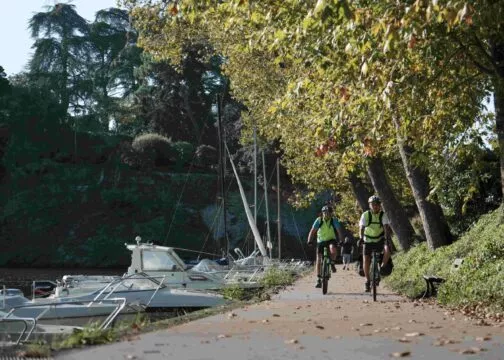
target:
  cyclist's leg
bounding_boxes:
[363,242,373,291]
[315,243,323,287]
[328,240,337,272]
[381,240,390,268]
[315,249,321,276]
[363,244,372,281]
[328,240,338,262]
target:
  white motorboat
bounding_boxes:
[0,289,128,328]
[44,272,227,310]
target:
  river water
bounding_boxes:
[0,267,124,297]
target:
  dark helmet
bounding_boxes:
[368,195,381,204]
[321,205,333,213]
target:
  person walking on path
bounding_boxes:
[307,205,345,288]
[341,236,353,270]
[359,195,392,292]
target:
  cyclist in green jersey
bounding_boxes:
[307,205,345,288]
[359,195,392,292]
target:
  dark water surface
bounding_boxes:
[0,267,124,297]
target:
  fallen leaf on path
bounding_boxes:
[405,332,423,337]
[475,336,492,341]
[285,339,299,344]
[391,350,411,357]
[458,347,485,354]
[433,338,459,346]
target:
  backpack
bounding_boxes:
[365,210,384,228]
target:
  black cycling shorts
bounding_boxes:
[363,239,385,256]
[317,239,338,255]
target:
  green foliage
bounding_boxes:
[221,284,246,301]
[21,341,52,358]
[387,207,504,312]
[132,133,175,166]
[57,323,116,348]
[259,267,295,289]
[172,141,195,169]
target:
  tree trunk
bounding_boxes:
[348,171,372,211]
[366,156,415,251]
[492,75,504,219]
[393,117,452,250]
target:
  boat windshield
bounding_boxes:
[115,274,165,291]
[142,250,181,271]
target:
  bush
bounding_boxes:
[221,284,247,301]
[172,141,195,169]
[259,267,295,289]
[194,144,217,168]
[132,133,175,167]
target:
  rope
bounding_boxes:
[170,247,222,257]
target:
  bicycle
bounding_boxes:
[319,243,331,295]
[369,249,381,302]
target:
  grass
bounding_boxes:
[386,207,504,314]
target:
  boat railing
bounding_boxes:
[0,314,37,345]
[145,275,166,307]
[5,297,127,331]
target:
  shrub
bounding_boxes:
[172,141,195,169]
[194,144,217,168]
[132,133,175,167]
[221,284,246,301]
[259,267,295,289]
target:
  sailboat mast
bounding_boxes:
[253,122,257,253]
[277,158,281,260]
[217,94,228,257]
[262,150,272,257]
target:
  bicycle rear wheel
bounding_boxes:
[371,253,377,302]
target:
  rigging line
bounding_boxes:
[290,208,308,260]
[170,247,222,257]
[197,202,222,262]
[198,167,235,260]
[164,129,208,244]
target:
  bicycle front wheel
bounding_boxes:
[322,260,329,294]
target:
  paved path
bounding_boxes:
[57,266,504,359]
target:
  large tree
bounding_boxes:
[123,0,490,249]
[29,3,91,117]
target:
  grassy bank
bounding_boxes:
[386,207,504,314]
